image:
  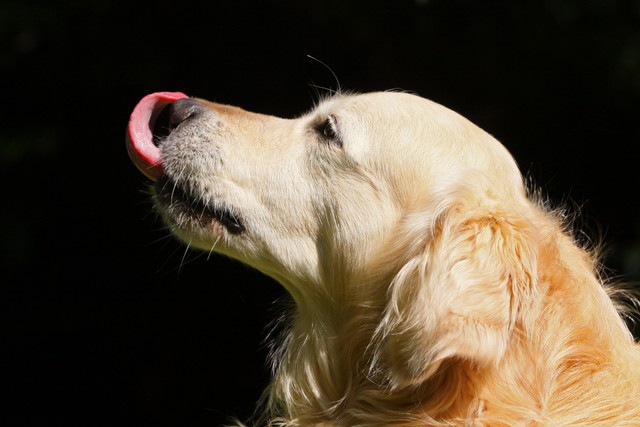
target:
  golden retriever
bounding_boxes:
[126,91,640,426]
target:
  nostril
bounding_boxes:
[170,98,200,127]
[151,98,200,146]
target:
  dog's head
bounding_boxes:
[128,91,539,384]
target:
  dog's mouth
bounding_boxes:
[127,92,245,236]
[154,177,245,235]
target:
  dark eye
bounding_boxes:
[317,115,342,148]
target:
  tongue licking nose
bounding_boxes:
[126,91,188,181]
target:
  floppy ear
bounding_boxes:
[381,200,539,387]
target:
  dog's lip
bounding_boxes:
[126,92,189,181]
[155,178,245,235]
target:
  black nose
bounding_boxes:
[169,98,201,126]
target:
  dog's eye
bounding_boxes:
[317,115,342,148]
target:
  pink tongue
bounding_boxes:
[126,91,188,181]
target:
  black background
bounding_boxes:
[3,1,640,425]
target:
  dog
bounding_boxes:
[126,91,640,426]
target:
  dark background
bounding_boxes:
[3,0,640,425]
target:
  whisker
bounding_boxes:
[170,164,188,205]
[207,235,222,261]
[178,238,193,275]
[144,232,174,247]
[307,55,342,95]
[153,235,186,277]
[309,82,339,99]
[196,193,208,220]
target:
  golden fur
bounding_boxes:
[152,92,640,426]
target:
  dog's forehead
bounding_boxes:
[308,92,387,114]
[307,93,352,116]
[308,92,443,127]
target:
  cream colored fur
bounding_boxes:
[155,92,640,426]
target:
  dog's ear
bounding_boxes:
[380,199,539,387]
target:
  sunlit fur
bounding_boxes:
[154,92,640,426]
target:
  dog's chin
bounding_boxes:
[153,177,246,243]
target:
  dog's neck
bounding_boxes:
[267,281,490,425]
[261,230,640,426]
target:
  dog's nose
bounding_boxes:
[170,98,201,126]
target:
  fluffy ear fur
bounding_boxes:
[380,198,539,387]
